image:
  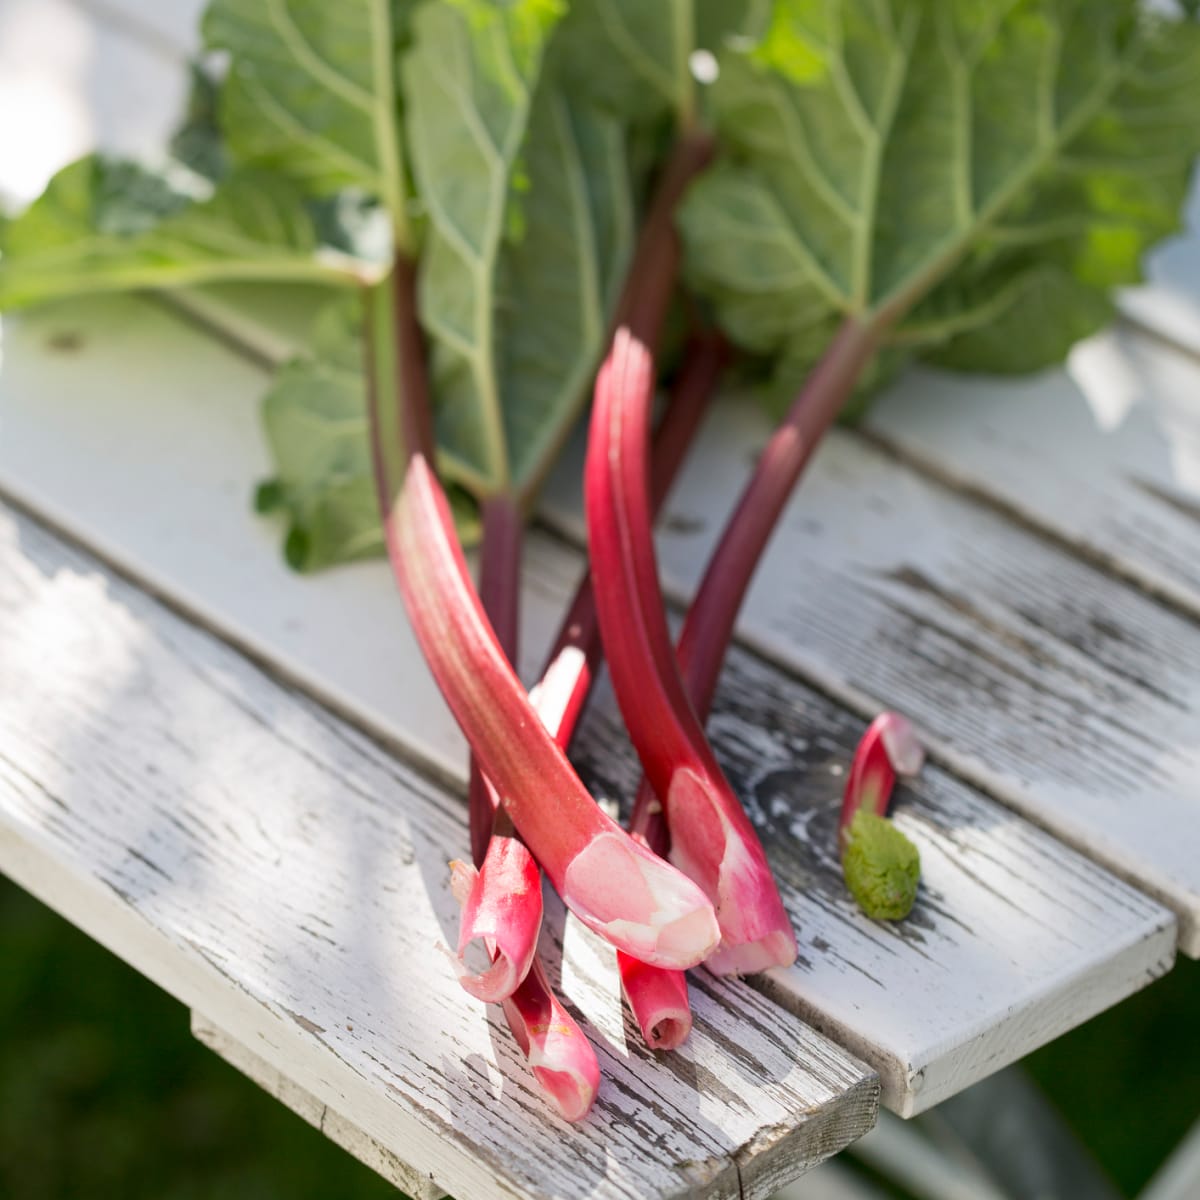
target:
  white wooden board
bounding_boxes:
[0,502,878,1200]
[0,295,1178,1115]
[863,325,1200,620]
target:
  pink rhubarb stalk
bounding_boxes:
[366,260,719,971]
[502,960,601,1123]
[614,317,885,1020]
[586,328,798,976]
[454,493,599,1123]
[459,336,725,1029]
[447,841,542,1004]
[449,495,543,1005]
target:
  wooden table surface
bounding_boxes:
[1,2,1197,1198]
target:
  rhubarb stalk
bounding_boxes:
[456,492,599,1123]
[468,331,724,1041]
[586,329,798,976]
[674,318,882,719]
[449,494,543,1005]
[365,260,719,971]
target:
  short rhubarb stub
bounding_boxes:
[503,963,600,1123]
[446,837,543,1004]
[561,828,720,969]
[617,951,693,1050]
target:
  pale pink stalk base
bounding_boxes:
[502,960,600,1123]
[585,330,797,977]
[839,713,925,850]
[448,843,542,1004]
[616,952,692,1049]
[665,768,798,976]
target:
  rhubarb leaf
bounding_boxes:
[552,0,758,125]
[404,0,637,500]
[202,0,413,243]
[0,157,365,310]
[257,296,480,571]
[681,0,1200,379]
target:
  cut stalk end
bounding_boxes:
[617,952,693,1050]
[664,768,798,975]
[503,962,600,1123]
[447,841,543,1004]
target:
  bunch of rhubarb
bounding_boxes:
[3,0,1199,1121]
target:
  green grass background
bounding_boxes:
[1,876,1196,1199]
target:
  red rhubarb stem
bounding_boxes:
[451,491,544,1006]
[838,712,925,846]
[365,260,719,971]
[467,494,524,866]
[618,131,715,348]
[457,494,597,1122]
[530,333,726,751]
[626,317,883,862]
[586,329,797,976]
[675,317,882,718]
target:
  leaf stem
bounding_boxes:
[673,316,882,720]
[530,333,726,751]
[586,328,797,976]
[467,493,524,867]
[618,129,716,346]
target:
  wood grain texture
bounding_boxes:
[0,296,1177,1115]
[192,1014,443,1200]
[864,324,1200,621]
[0,502,878,1200]
[542,406,1200,957]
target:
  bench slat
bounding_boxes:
[191,1014,443,1200]
[0,501,877,1200]
[0,295,1176,1116]
[864,326,1200,622]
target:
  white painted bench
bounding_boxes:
[1,2,1199,1198]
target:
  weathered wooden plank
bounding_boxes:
[191,1014,443,1200]
[0,295,1177,1116]
[0,501,877,1200]
[543,404,1200,955]
[863,324,1200,621]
